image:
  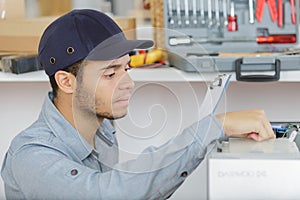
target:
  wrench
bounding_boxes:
[222,0,228,26]
[176,0,182,25]
[184,0,190,25]
[168,0,174,25]
[192,0,197,24]
[199,0,205,24]
[208,0,213,27]
[215,0,221,27]
[249,0,255,24]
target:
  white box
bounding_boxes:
[207,138,300,200]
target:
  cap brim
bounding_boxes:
[86,34,154,61]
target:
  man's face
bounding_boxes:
[73,54,134,120]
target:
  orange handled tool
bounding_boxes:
[169,34,297,45]
[227,1,238,32]
[130,49,164,68]
[257,34,297,44]
[256,0,277,22]
[278,0,283,27]
[290,0,296,24]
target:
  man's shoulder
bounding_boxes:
[8,119,56,155]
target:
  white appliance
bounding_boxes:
[207,137,300,200]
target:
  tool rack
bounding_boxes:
[163,0,300,81]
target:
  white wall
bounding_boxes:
[0,82,50,199]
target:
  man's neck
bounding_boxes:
[54,96,103,148]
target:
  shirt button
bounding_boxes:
[181,171,188,177]
[71,169,78,176]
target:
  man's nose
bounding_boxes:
[119,73,135,90]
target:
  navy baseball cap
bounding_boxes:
[38,9,154,76]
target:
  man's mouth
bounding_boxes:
[115,96,131,105]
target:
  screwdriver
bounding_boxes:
[169,34,297,45]
[227,1,238,31]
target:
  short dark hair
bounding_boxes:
[49,60,82,98]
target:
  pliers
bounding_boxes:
[256,0,278,22]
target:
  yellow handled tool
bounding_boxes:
[130,49,164,68]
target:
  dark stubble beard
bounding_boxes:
[74,84,127,121]
[74,66,127,121]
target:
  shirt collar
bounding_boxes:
[41,92,116,161]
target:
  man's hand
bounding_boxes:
[216,110,275,142]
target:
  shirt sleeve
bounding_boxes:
[7,114,223,200]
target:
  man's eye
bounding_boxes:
[125,66,131,71]
[105,72,115,78]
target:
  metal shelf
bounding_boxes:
[1,67,300,82]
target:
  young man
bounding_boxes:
[1,9,275,199]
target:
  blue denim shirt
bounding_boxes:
[1,92,224,200]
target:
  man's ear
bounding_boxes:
[54,70,76,94]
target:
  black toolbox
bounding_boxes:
[163,0,300,81]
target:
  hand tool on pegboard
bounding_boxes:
[256,0,278,22]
